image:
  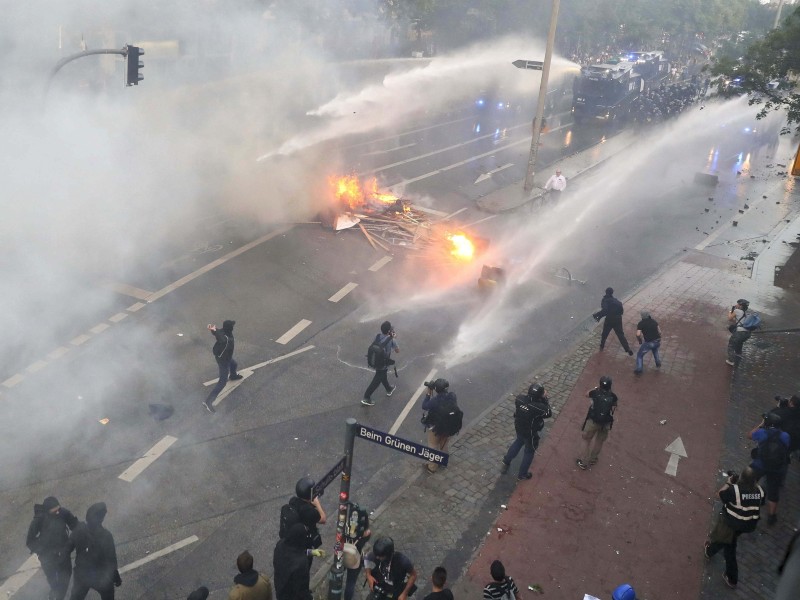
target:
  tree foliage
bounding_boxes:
[712,6,800,128]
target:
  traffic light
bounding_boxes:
[125,45,144,86]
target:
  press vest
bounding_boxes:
[724,484,764,532]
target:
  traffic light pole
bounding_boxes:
[327,418,357,600]
[523,0,562,193]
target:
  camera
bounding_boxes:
[424,381,436,390]
[370,584,393,600]
[775,395,789,408]
[726,470,739,483]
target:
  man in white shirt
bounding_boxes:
[544,168,566,205]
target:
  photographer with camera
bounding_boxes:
[770,394,800,458]
[576,376,617,471]
[726,299,751,366]
[749,413,791,525]
[421,378,462,474]
[364,538,417,600]
[500,384,552,481]
[703,467,765,589]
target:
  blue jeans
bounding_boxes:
[503,434,538,477]
[635,340,661,372]
[205,359,238,403]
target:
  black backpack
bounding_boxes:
[760,429,789,471]
[589,391,615,425]
[279,502,300,539]
[366,335,391,369]
[432,396,463,436]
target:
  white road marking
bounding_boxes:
[70,334,91,346]
[0,554,40,597]
[109,312,128,323]
[102,282,153,301]
[147,226,293,304]
[464,214,497,227]
[118,435,179,482]
[275,319,312,345]
[90,323,110,335]
[47,347,70,360]
[359,124,528,176]
[474,163,514,184]
[127,302,146,312]
[341,114,477,150]
[389,368,437,436]
[394,137,530,187]
[211,370,253,407]
[442,207,468,221]
[664,436,688,477]
[118,535,200,574]
[368,256,393,272]
[362,143,417,156]
[2,374,24,388]
[25,360,48,374]
[204,346,315,386]
[410,204,449,217]
[329,282,359,303]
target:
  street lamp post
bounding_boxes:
[523,0,562,193]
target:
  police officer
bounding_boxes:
[500,384,552,481]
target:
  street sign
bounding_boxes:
[315,455,347,497]
[513,59,543,71]
[356,424,449,467]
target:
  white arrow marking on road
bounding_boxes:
[474,163,514,184]
[389,368,437,436]
[211,370,254,407]
[118,535,199,574]
[664,436,688,477]
[119,435,179,482]
[0,554,40,597]
[203,345,316,386]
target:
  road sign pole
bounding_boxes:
[523,0,562,193]
[327,418,357,600]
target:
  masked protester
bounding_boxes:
[26,496,78,600]
[203,319,243,413]
[273,524,312,600]
[69,502,121,600]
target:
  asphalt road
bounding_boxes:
[0,95,787,598]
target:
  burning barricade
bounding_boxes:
[323,174,487,264]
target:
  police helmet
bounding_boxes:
[599,376,612,391]
[295,477,316,501]
[764,412,782,428]
[433,378,449,393]
[527,384,545,400]
[611,584,636,600]
[372,537,394,560]
[737,299,750,310]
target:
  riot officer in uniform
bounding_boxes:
[500,384,553,481]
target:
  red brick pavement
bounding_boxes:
[464,256,773,599]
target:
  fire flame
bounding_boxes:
[446,233,475,261]
[329,175,398,210]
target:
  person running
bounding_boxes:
[203,320,243,413]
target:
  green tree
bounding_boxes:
[712,6,800,128]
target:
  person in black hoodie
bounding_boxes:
[273,524,313,600]
[69,502,121,600]
[26,496,78,600]
[203,319,243,413]
[592,287,633,355]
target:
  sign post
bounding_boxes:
[327,419,357,600]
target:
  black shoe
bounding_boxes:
[386,385,396,397]
[703,542,712,559]
[202,401,215,414]
[229,374,243,381]
[361,398,375,406]
[627,350,633,356]
[500,461,510,475]
[576,459,588,470]
[517,472,533,481]
[722,573,736,589]
[633,370,642,375]
[599,346,604,351]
